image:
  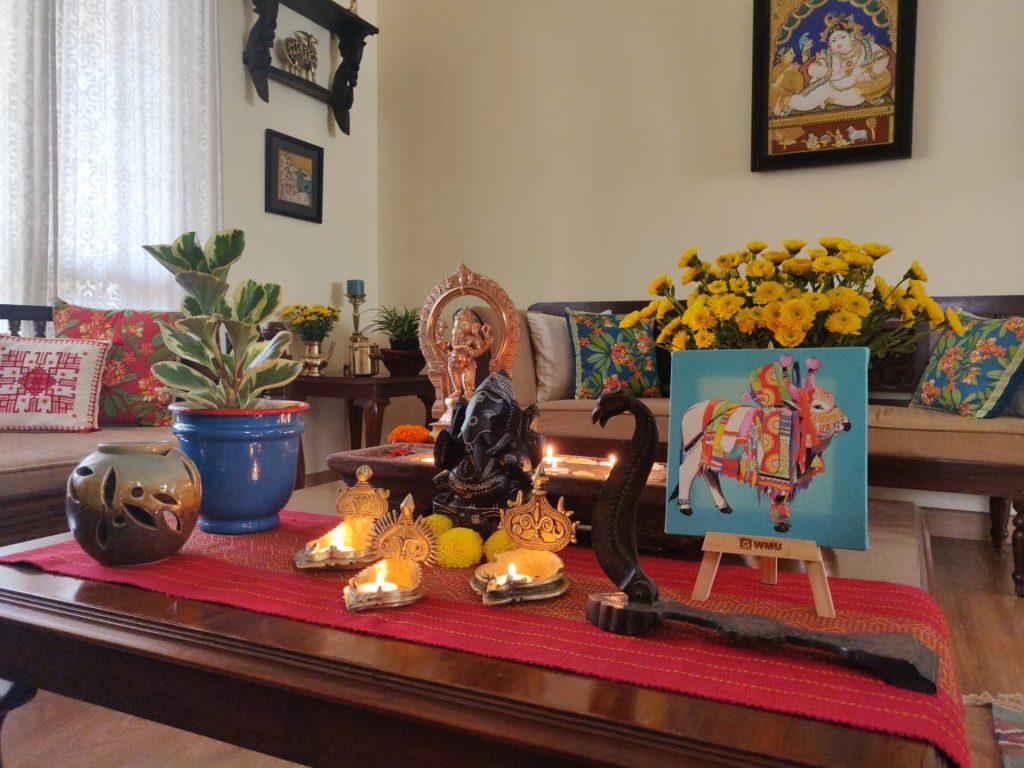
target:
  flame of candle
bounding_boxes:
[608,453,617,467]
[545,445,554,462]
[375,568,387,590]
[329,523,352,551]
[508,562,518,580]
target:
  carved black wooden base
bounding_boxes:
[586,593,938,694]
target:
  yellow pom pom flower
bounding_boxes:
[746,260,776,278]
[618,310,642,329]
[762,249,791,265]
[862,242,892,259]
[648,273,672,296]
[753,281,785,305]
[711,293,744,320]
[715,252,742,270]
[812,255,849,275]
[436,527,484,568]
[946,307,965,336]
[781,239,806,254]
[693,329,716,348]
[422,513,454,539]
[908,260,929,281]
[774,325,807,348]
[677,246,699,268]
[483,529,515,562]
[670,330,689,350]
[680,266,702,284]
[707,279,728,295]
[745,240,768,254]
[779,298,814,329]
[825,310,862,336]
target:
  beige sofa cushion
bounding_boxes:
[0,426,176,498]
[868,405,1024,465]
[537,398,672,446]
[527,311,574,403]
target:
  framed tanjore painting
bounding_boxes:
[751,0,917,171]
[265,129,324,223]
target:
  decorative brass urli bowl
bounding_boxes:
[344,558,424,612]
[471,549,569,607]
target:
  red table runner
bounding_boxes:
[1,511,968,766]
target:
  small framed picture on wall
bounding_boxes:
[265,129,324,223]
[751,0,918,171]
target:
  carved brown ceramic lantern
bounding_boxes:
[66,442,201,566]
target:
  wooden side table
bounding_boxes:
[283,374,435,450]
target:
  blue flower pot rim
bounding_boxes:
[169,401,310,417]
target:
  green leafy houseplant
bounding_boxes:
[367,305,420,349]
[143,229,303,408]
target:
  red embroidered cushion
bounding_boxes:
[53,301,178,426]
[0,336,111,432]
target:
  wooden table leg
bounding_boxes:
[347,399,364,450]
[1013,498,1024,597]
[990,496,1011,549]
[0,679,35,768]
[355,397,390,447]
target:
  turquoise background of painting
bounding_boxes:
[664,348,869,550]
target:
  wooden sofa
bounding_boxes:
[0,304,174,546]
[514,297,1024,596]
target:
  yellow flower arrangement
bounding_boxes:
[630,237,960,354]
[280,304,341,342]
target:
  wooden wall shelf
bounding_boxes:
[243,0,379,135]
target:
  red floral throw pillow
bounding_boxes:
[53,301,178,426]
[0,335,111,432]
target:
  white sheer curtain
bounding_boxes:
[0,0,222,311]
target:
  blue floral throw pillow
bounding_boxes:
[912,311,1024,418]
[566,310,660,399]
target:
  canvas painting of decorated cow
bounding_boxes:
[665,348,868,550]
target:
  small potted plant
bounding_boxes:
[366,305,425,376]
[144,229,306,534]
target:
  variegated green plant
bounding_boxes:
[143,229,302,409]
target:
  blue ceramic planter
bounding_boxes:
[170,402,309,535]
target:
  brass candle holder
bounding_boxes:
[294,465,390,570]
[344,494,437,612]
[345,289,379,377]
[470,465,577,606]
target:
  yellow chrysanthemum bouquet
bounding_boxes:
[280,304,341,342]
[625,237,961,356]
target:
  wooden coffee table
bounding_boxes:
[0,492,939,767]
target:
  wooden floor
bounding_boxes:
[2,510,1020,767]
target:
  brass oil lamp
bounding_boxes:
[471,465,576,606]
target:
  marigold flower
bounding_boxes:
[873,275,893,305]
[693,329,716,348]
[781,239,806,254]
[655,297,674,320]
[908,260,929,281]
[819,236,853,254]
[648,273,672,296]
[680,266,702,284]
[826,286,859,311]
[780,258,814,277]
[671,330,689,350]
[707,279,728,295]
[862,242,892,259]
[908,279,928,303]
[805,292,830,312]
[677,246,700,268]
[842,250,874,268]
[780,298,814,328]
[762,249,791,265]
[923,297,945,326]
[483,529,515,561]
[715,252,741,270]
[436,527,484,568]
[423,513,454,538]
[745,241,768,254]
[753,281,785,305]
[825,310,862,335]
[812,255,849,275]
[619,310,642,329]
[735,308,757,334]
[946,307,965,335]
[711,294,744,320]
[806,247,827,260]
[746,260,776,278]
[683,303,717,330]
[761,302,784,328]
[387,424,433,444]
[774,325,807,347]
[638,299,660,318]
[846,294,872,318]
[729,277,749,294]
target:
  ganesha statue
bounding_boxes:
[432,370,543,536]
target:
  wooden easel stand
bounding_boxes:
[692,531,836,618]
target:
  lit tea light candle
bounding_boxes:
[603,453,617,468]
[492,561,534,588]
[305,522,355,562]
[357,567,399,594]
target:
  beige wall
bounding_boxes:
[218,0,379,470]
[378,0,1024,313]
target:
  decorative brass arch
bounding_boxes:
[418,264,520,425]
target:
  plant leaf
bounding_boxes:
[239,359,303,403]
[142,244,192,276]
[222,319,259,380]
[245,330,293,371]
[232,280,268,324]
[175,272,229,316]
[151,361,218,392]
[203,229,245,279]
[181,296,204,318]
[156,320,217,370]
[171,232,207,272]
